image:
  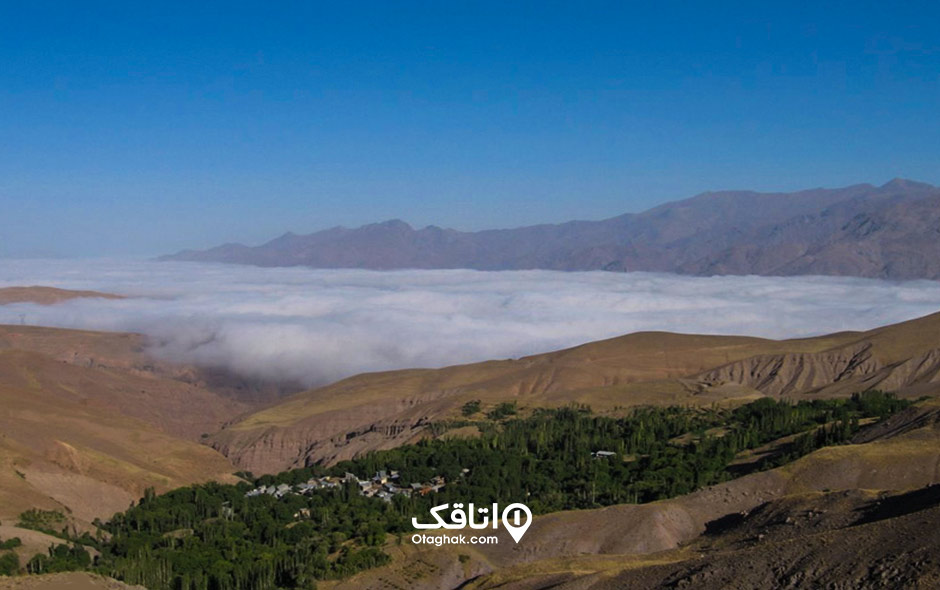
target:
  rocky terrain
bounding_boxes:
[163,179,940,280]
[209,310,940,475]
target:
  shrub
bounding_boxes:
[0,552,19,576]
[0,538,22,550]
[461,400,481,416]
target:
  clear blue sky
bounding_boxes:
[1,1,938,257]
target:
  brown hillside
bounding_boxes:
[0,286,124,305]
[0,352,239,524]
[210,311,940,474]
[0,572,144,590]
[463,487,940,590]
[0,325,259,526]
[0,326,250,439]
[208,329,856,472]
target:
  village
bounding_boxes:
[244,450,616,504]
[244,469,450,503]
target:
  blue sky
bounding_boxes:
[1,1,938,257]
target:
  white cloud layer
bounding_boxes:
[2,259,940,386]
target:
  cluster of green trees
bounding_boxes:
[2,391,909,589]
[0,535,20,577]
[26,543,91,575]
[16,509,70,537]
[316,391,907,510]
[95,482,398,589]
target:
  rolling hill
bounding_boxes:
[208,310,940,474]
[162,179,940,280]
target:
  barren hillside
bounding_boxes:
[0,323,256,525]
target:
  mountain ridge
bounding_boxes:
[207,310,940,474]
[161,179,940,279]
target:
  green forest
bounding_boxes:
[5,391,910,590]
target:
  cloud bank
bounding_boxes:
[2,259,940,386]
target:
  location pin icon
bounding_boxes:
[501,503,532,543]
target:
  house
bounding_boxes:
[592,450,616,458]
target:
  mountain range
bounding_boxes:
[162,178,940,280]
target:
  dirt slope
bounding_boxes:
[0,326,250,440]
[0,325,254,525]
[465,487,940,590]
[0,573,144,590]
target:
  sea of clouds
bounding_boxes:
[2,259,940,386]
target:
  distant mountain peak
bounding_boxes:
[881,177,932,191]
[356,219,414,232]
[379,219,413,229]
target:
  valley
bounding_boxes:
[1,286,939,589]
